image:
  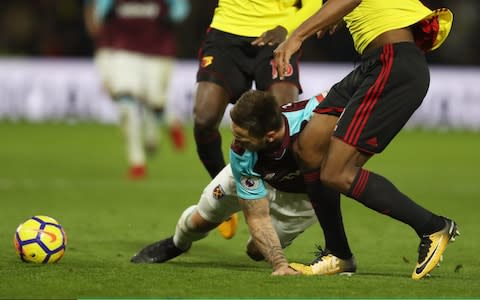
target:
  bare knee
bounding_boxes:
[320,164,357,194]
[193,97,223,131]
[293,114,336,170]
[319,167,341,190]
[193,82,229,131]
[193,110,220,132]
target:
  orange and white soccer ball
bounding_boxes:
[14,216,67,263]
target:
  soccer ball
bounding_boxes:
[14,216,67,263]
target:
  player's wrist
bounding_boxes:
[273,261,289,271]
[271,257,289,269]
[290,30,308,44]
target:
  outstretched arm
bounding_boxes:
[239,197,298,275]
[274,0,361,79]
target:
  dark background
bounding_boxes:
[0,0,478,65]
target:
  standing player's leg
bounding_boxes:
[193,82,230,178]
[195,30,254,239]
[109,50,147,179]
[290,113,356,275]
[320,133,458,280]
[295,43,458,279]
[195,29,248,179]
[117,96,145,179]
[94,49,146,179]
[141,104,162,156]
[324,43,458,280]
[143,54,186,153]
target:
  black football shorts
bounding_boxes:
[315,42,429,153]
[197,28,302,103]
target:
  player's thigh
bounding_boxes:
[94,49,113,89]
[269,82,299,105]
[196,29,251,102]
[196,165,241,223]
[320,137,368,192]
[295,113,338,169]
[108,50,143,98]
[144,55,174,109]
[269,191,317,248]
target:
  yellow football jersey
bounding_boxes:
[344,0,453,54]
[210,0,322,37]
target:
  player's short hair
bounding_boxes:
[230,90,283,138]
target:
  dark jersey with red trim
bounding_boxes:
[230,93,326,200]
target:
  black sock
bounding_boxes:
[347,169,444,236]
[194,127,226,178]
[304,169,352,259]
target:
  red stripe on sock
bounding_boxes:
[303,170,320,183]
[352,169,370,198]
[351,169,366,198]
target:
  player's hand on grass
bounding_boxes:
[252,26,288,46]
[272,265,300,276]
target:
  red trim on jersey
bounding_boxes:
[314,107,344,114]
[315,94,325,103]
[230,141,246,155]
[345,44,394,146]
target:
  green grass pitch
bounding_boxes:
[0,122,479,299]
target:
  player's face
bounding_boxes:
[231,122,267,152]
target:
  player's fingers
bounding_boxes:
[272,267,300,276]
[261,36,275,46]
[273,51,284,79]
[329,24,338,35]
[279,53,290,80]
[316,30,326,39]
[251,33,267,46]
[251,37,262,46]
[279,67,285,80]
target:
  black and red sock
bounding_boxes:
[194,127,226,178]
[347,169,444,236]
[304,169,353,259]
